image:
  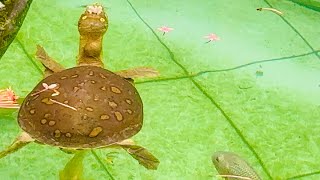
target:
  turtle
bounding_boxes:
[0,3,160,172]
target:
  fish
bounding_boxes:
[212,151,261,180]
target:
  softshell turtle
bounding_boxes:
[20,65,143,148]
[0,3,159,171]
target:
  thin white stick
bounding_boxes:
[257,7,283,16]
[49,99,77,111]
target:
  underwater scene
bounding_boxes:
[0,0,320,179]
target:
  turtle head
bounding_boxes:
[78,4,108,35]
[77,4,108,67]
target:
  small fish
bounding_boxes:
[256,7,283,16]
[212,151,261,180]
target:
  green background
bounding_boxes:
[0,0,320,179]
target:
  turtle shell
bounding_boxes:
[18,66,143,149]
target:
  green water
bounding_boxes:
[0,0,320,179]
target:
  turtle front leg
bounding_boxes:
[115,67,159,79]
[36,45,65,77]
[115,139,160,170]
[0,131,34,159]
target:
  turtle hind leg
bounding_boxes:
[115,67,159,79]
[0,132,34,159]
[36,45,66,77]
[115,139,160,170]
[59,150,87,180]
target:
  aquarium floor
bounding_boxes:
[0,0,320,179]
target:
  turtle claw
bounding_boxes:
[35,45,65,77]
[115,67,159,79]
[0,132,34,159]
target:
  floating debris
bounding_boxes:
[256,7,283,16]
[204,33,220,43]
[256,65,264,77]
[157,26,174,35]
[0,87,19,108]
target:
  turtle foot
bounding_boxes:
[36,45,65,77]
[116,67,159,79]
[0,132,34,159]
[116,139,160,170]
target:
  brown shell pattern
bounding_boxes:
[18,66,143,149]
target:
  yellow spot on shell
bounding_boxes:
[108,101,117,108]
[44,113,51,118]
[73,86,80,93]
[29,109,36,114]
[100,114,110,120]
[126,109,133,114]
[54,130,61,137]
[91,80,96,84]
[100,18,105,22]
[48,121,56,126]
[114,111,123,121]
[60,76,67,80]
[89,71,94,76]
[65,133,72,138]
[125,99,132,105]
[86,107,94,112]
[42,98,54,105]
[40,119,47,124]
[71,74,79,78]
[89,127,103,137]
[99,73,106,79]
[111,86,121,94]
[100,86,106,91]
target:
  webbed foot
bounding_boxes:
[115,67,159,79]
[36,45,65,77]
[116,139,160,170]
[0,132,34,159]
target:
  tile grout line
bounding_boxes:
[263,0,320,178]
[16,38,43,76]
[263,0,320,60]
[126,0,273,179]
[287,170,320,179]
[136,50,319,85]
[91,150,115,180]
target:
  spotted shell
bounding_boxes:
[18,66,143,149]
